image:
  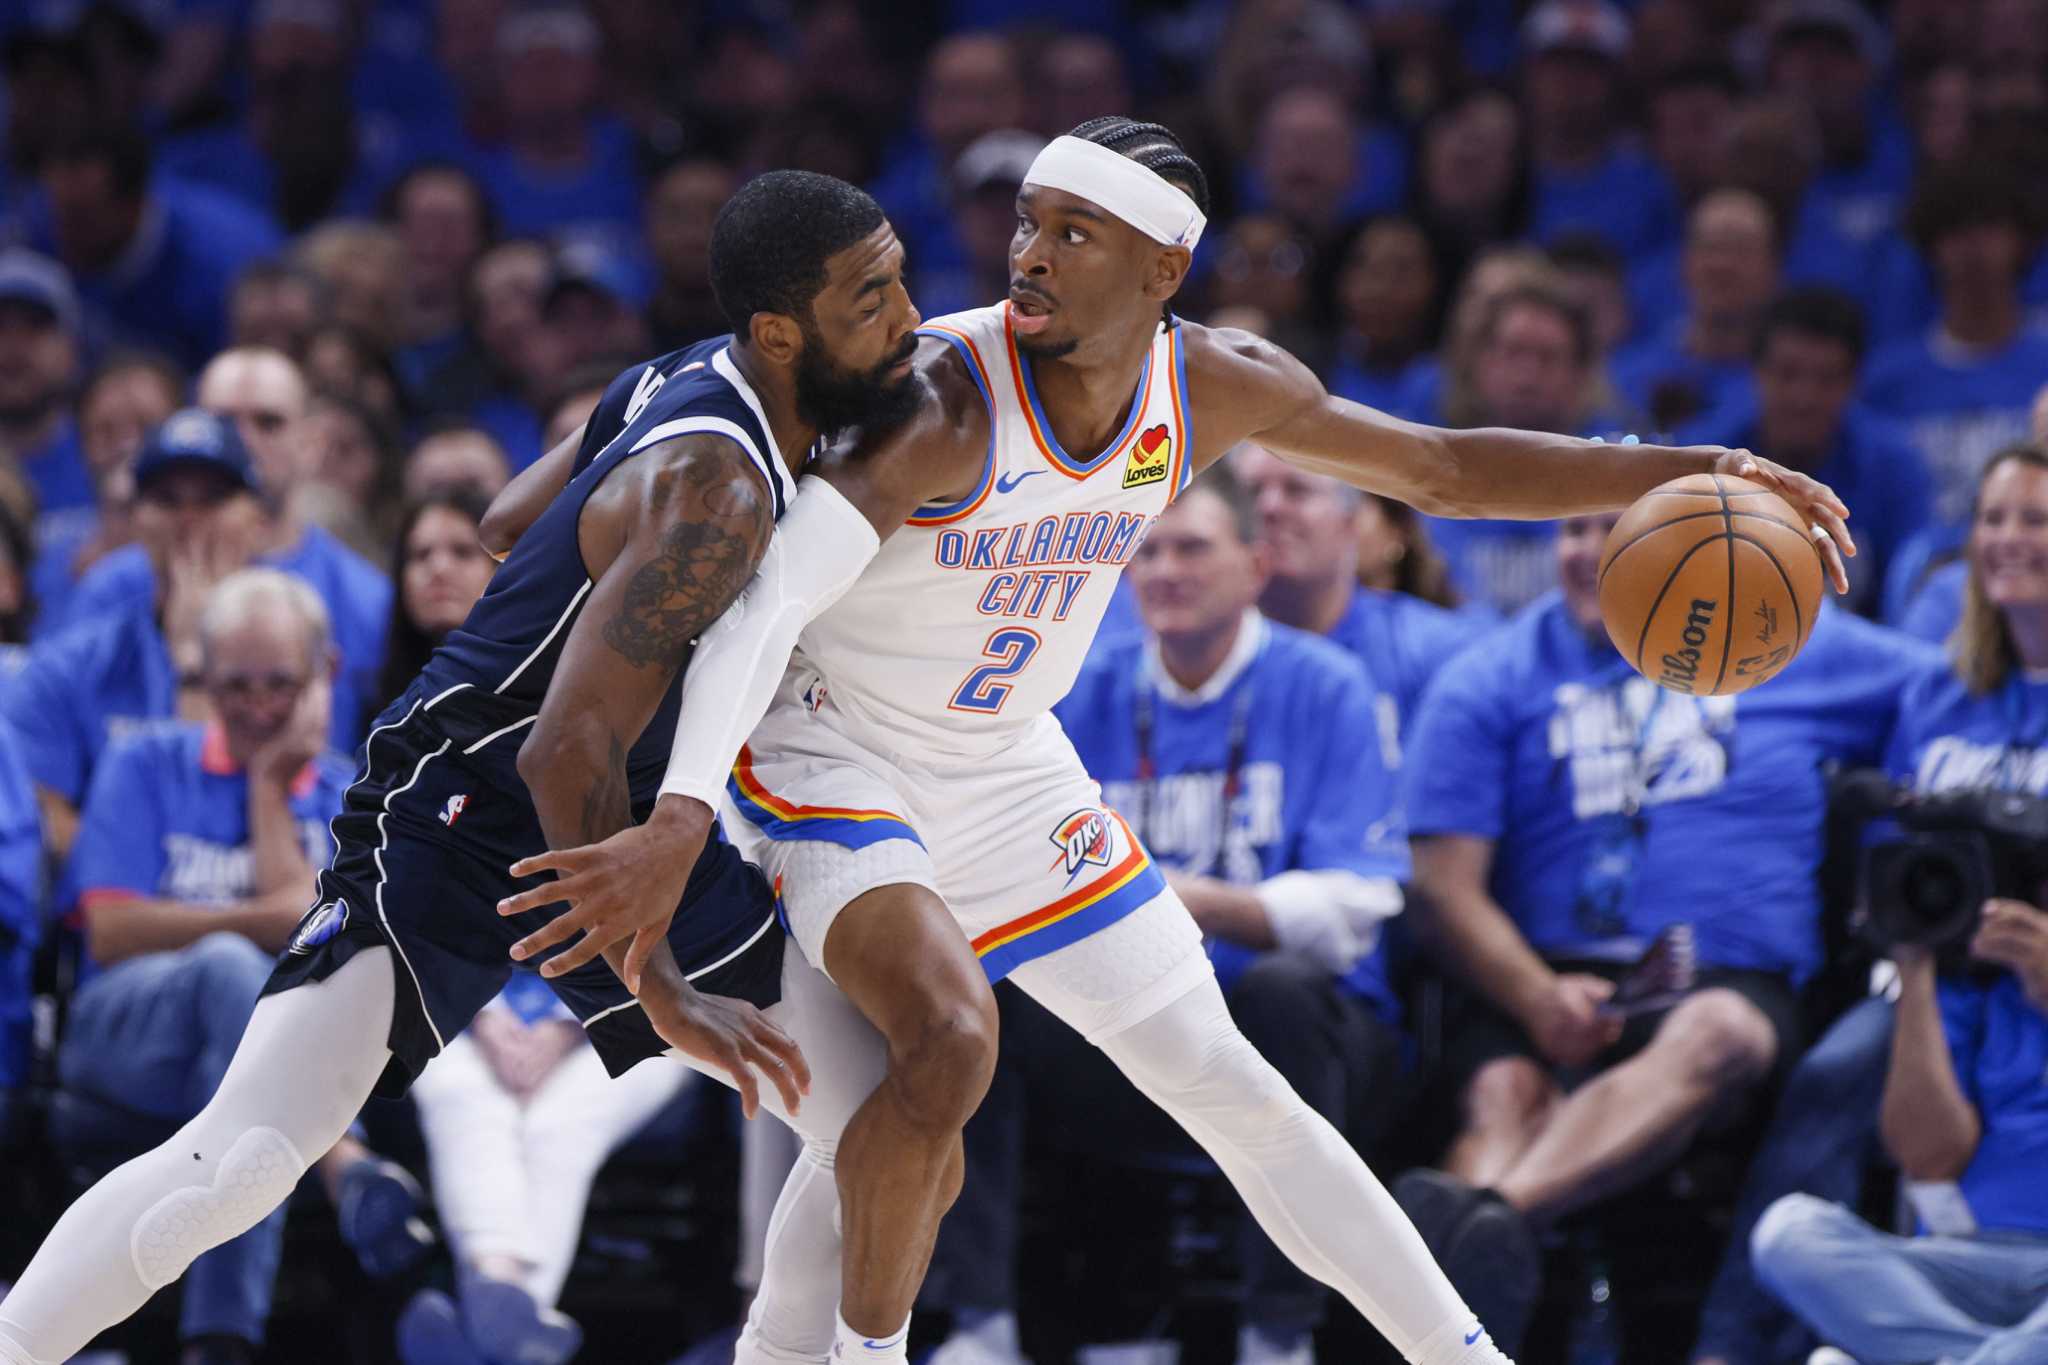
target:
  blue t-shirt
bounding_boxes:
[1324,586,1481,762]
[1897,559,1968,647]
[24,176,283,370]
[27,510,99,641]
[1862,327,2048,529]
[155,122,407,224]
[1936,974,2048,1235]
[1530,144,1678,265]
[869,140,968,281]
[57,528,391,755]
[1328,352,1433,422]
[1610,324,1754,433]
[1056,617,1407,1018]
[465,118,645,274]
[19,418,94,531]
[1681,404,1935,619]
[1418,517,1559,616]
[1405,596,1937,978]
[0,724,42,1090]
[0,598,178,806]
[1885,663,2048,801]
[70,722,350,980]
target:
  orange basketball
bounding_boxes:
[1597,473,1825,696]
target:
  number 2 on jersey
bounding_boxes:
[949,628,1043,714]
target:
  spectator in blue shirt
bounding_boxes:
[30,124,283,370]
[1683,288,1936,618]
[1236,442,1471,761]
[419,239,556,471]
[0,723,42,1124]
[0,248,94,541]
[403,422,511,507]
[380,162,497,394]
[1764,0,1915,283]
[1323,214,1450,421]
[27,350,183,640]
[642,159,736,356]
[464,4,643,269]
[59,349,391,754]
[1424,279,1612,613]
[868,32,1026,284]
[62,568,351,1365]
[225,258,330,364]
[1410,85,1532,267]
[1611,189,1779,433]
[1753,930,2048,1365]
[926,468,1410,1365]
[2,409,265,854]
[1394,514,1936,1350]
[1863,164,2048,528]
[1518,1,1677,266]
[1239,86,1406,250]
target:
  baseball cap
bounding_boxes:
[1764,0,1885,65]
[497,2,598,57]
[133,409,256,495]
[1521,0,1630,61]
[0,248,80,335]
[955,130,1046,198]
[544,240,640,313]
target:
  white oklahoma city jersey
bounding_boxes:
[795,301,1194,764]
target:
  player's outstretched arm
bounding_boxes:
[1192,325,1853,592]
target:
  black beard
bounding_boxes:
[793,329,922,440]
[1014,331,1079,361]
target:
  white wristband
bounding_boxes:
[656,476,879,806]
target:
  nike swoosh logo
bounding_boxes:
[1464,1328,1483,1346]
[995,469,1044,494]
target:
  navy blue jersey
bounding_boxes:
[415,338,798,801]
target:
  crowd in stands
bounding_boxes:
[3,0,2048,1362]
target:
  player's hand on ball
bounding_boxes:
[1709,449,1855,595]
[499,795,715,992]
[641,982,812,1119]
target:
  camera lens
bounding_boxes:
[1901,852,1966,929]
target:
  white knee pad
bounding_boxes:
[131,1127,306,1289]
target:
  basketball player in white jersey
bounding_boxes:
[500,119,1856,1365]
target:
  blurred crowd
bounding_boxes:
[2,0,2048,1362]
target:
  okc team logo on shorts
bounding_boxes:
[1047,808,1115,881]
[288,899,350,955]
[1121,424,1171,490]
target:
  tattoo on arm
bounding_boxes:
[600,455,770,670]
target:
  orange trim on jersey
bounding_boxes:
[907,322,1000,526]
[969,812,1151,958]
[1164,327,1190,499]
[728,745,909,825]
[1002,305,1155,481]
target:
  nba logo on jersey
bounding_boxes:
[1122,424,1172,490]
[1048,808,1114,879]
[439,793,469,826]
[288,899,349,955]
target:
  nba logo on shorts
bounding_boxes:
[289,899,349,955]
[439,793,469,826]
[1048,808,1114,880]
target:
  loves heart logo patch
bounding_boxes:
[1122,423,1172,489]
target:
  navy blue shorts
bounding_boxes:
[263,688,784,1098]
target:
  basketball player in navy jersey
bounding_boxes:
[0,170,923,1365]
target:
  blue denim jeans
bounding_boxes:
[1692,994,1895,1362]
[1754,1193,2048,1364]
[58,931,287,1347]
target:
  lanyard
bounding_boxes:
[1133,676,1254,878]
[1619,683,1669,816]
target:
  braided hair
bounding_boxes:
[1067,116,1212,220]
[1066,118,1209,325]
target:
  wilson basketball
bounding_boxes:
[1597,473,1825,696]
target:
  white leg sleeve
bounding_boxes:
[411,1032,535,1271]
[735,1148,843,1365]
[0,948,395,1365]
[517,1048,689,1306]
[1089,975,1501,1364]
[739,1112,804,1293]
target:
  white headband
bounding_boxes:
[1022,135,1207,253]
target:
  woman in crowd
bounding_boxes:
[366,489,496,733]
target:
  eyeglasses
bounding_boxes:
[208,671,307,701]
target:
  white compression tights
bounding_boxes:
[0,948,397,1365]
[737,954,1510,1365]
[1090,974,1508,1365]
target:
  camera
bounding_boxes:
[1830,768,2048,959]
